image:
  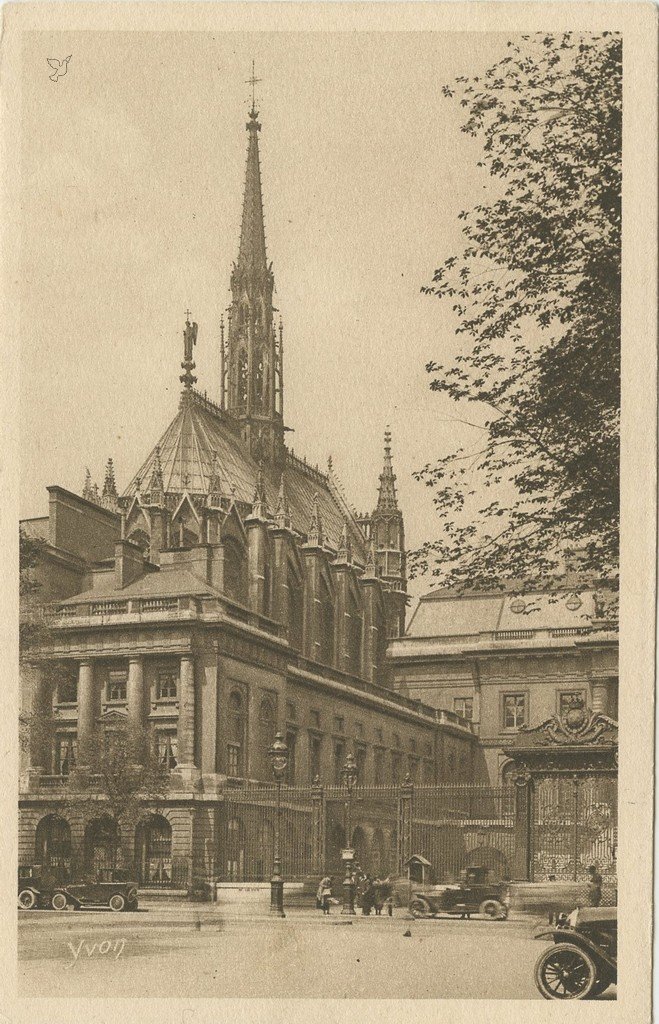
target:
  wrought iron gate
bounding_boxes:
[531,774,617,882]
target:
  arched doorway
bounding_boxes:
[84,816,120,880]
[35,815,72,879]
[135,814,173,888]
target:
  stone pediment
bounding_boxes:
[513,696,617,750]
[98,708,128,723]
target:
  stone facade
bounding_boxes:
[388,586,618,786]
[19,96,475,890]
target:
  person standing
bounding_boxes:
[317,875,333,915]
[586,864,603,906]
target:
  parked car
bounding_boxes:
[534,906,617,999]
[409,866,509,920]
[18,866,139,912]
[18,865,70,911]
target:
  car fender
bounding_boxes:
[59,887,83,908]
[563,932,617,971]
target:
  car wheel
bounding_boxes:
[409,898,430,919]
[479,899,504,919]
[51,892,68,911]
[18,889,36,910]
[109,893,126,912]
[535,943,598,999]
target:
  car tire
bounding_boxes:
[18,889,36,910]
[535,942,598,999]
[409,898,430,919]
[51,892,68,911]
[109,893,126,912]
[479,899,505,919]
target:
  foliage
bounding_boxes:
[66,723,171,861]
[19,527,55,660]
[412,33,621,592]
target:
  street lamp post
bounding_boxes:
[268,732,288,918]
[341,752,358,916]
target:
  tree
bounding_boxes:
[65,723,172,871]
[412,34,621,593]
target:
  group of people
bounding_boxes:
[316,867,394,916]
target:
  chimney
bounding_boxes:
[114,540,145,589]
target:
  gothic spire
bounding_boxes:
[101,458,118,511]
[149,446,165,506]
[363,539,378,579]
[237,103,268,273]
[275,473,291,529]
[82,467,94,503]
[376,427,399,512]
[251,463,268,519]
[307,493,324,548]
[336,519,352,564]
[206,450,222,507]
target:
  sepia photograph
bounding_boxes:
[3,2,656,1017]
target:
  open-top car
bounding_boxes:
[409,865,510,920]
[534,906,617,999]
[18,866,139,912]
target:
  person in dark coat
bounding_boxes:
[586,864,603,906]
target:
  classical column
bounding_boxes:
[177,654,196,768]
[127,656,145,751]
[77,660,95,765]
[27,665,51,773]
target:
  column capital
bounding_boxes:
[128,655,144,665]
[78,658,93,669]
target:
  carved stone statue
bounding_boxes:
[184,320,198,363]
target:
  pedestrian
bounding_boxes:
[373,877,385,915]
[317,874,333,915]
[586,864,602,907]
[361,876,375,915]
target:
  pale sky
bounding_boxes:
[20,30,513,597]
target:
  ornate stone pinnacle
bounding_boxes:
[307,493,324,548]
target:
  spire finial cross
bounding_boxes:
[246,60,262,111]
[184,308,192,322]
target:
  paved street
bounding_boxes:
[18,903,616,1000]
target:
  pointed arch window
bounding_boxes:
[227,690,246,778]
[238,348,249,407]
[346,589,363,678]
[287,566,303,652]
[319,578,334,668]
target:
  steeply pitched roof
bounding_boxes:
[123,390,367,558]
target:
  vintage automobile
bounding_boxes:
[534,906,617,999]
[18,865,70,911]
[409,865,510,920]
[18,866,139,912]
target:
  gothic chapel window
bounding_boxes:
[319,578,334,667]
[227,691,246,777]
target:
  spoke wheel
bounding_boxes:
[18,889,36,910]
[51,892,68,911]
[109,893,126,912]
[535,943,598,1000]
[479,899,504,919]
